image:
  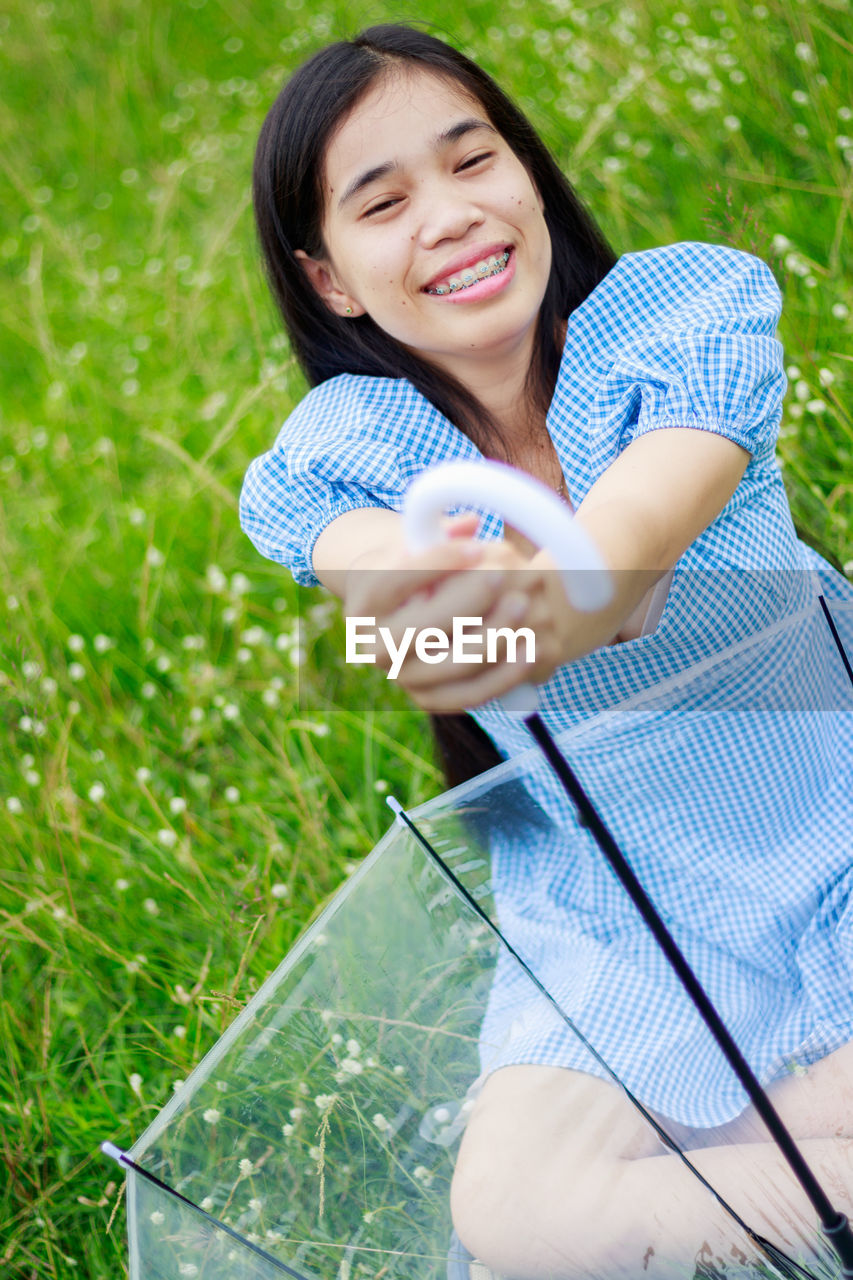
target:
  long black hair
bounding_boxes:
[253,23,617,784]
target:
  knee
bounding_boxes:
[450,1135,596,1280]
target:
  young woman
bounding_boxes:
[241,24,853,1279]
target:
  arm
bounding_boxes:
[545,426,751,658]
[311,428,749,712]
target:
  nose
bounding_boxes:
[417,180,485,248]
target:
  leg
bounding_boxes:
[451,1048,853,1280]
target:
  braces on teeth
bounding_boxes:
[427,250,511,295]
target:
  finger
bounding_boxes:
[406,660,542,714]
[442,513,480,540]
[346,540,483,615]
[387,573,511,682]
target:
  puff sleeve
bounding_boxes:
[597,244,787,463]
[239,374,483,587]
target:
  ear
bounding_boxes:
[294,249,365,318]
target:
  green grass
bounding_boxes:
[0,0,851,1274]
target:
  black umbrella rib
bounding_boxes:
[523,708,853,1277]
[818,595,853,689]
[102,1146,315,1280]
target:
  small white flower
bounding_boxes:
[270,882,289,899]
[22,660,41,680]
[88,782,106,803]
[331,1033,343,1046]
[346,1038,361,1056]
[223,785,240,804]
[230,572,250,595]
[372,1113,390,1132]
[6,797,23,814]
[363,1210,374,1224]
[794,42,814,62]
[393,1064,405,1076]
[157,828,177,848]
[340,1058,362,1076]
[140,681,156,699]
[281,1123,294,1137]
[149,1210,165,1225]
[146,546,165,568]
[169,796,187,815]
[203,1108,221,1124]
[314,1093,337,1110]
[67,634,85,652]
[308,1145,322,1161]
[238,1158,253,1176]
[806,399,827,414]
[200,1196,214,1212]
[178,1265,198,1277]
[832,303,849,320]
[173,1025,187,1039]
[206,564,227,592]
[413,1165,433,1186]
[248,1197,263,1212]
[93,634,113,653]
[261,688,280,708]
[129,1073,143,1096]
[722,115,740,132]
[818,368,835,387]
[68,662,86,682]
[115,878,130,892]
[222,704,239,721]
[135,766,152,784]
[288,1105,305,1121]
[172,1079,185,1093]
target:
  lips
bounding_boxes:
[422,242,512,293]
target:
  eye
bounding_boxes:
[362,197,402,219]
[456,151,493,171]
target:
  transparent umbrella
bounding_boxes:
[103,464,853,1280]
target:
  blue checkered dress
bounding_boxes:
[241,242,853,1127]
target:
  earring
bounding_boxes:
[345,306,353,315]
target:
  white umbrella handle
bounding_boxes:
[402,461,613,717]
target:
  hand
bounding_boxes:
[343,516,586,713]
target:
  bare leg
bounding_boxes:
[451,1043,853,1279]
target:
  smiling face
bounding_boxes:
[296,67,553,388]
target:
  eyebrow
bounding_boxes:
[337,118,498,210]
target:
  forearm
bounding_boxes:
[534,427,750,664]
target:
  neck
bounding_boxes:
[439,326,541,443]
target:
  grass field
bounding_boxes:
[1,0,851,1275]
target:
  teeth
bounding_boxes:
[426,251,510,296]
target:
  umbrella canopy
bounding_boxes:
[107,589,853,1280]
